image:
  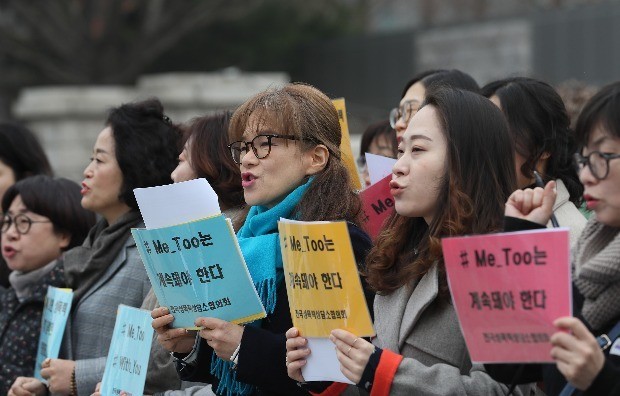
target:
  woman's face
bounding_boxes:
[81,127,129,223]
[390,105,447,224]
[579,125,620,227]
[369,134,396,158]
[0,159,16,201]
[238,114,316,208]
[361,134,396,187]
[171,140,198,183]
[394,82,426,140]
[1,195,69,272]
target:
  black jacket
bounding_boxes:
[0,263,65,395]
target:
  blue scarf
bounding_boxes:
[210,178,313,396]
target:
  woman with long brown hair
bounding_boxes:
[286,87,530,395]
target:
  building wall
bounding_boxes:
[12,71,289,181]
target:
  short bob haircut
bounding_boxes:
[0,123,52,180]
[229,83,362,224]
[359,120,397,158]
[182,112,244,210]
[482,77,583,205]
[366,87,516,296]
[400,69,480,98]
[2,175,96,250]
[575,81,620,147]
[106,98,181,210]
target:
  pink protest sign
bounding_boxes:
[441,228,571,363]
[359,175,393,240]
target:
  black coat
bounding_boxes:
[176,223,374,396]
[0,263,65,395]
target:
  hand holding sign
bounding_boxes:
[551,317,605,391]
[330,329,375,385]
[151,307,195,354]
[40,359,75,394]
[195,317,244,361]
[505,180,556,226]
[285,327,310,383]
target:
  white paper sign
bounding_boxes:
[133,178,221,229]
[301,338,354,384]
[366,153,397,186]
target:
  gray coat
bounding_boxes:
[59,235,151,396]
[371,263,531,395]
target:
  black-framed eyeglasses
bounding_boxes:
[389,100,421,129]
[1,213,52,235]
[573,151,620,180]
[227,134,300,165]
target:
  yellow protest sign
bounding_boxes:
[278,219,374,337]
[332,98,362,190]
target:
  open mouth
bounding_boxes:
[241,173,257,188]
[2,246,16,259]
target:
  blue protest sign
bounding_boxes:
[34,287,73,381]
[100,305,153,396]
[132,214,266,329]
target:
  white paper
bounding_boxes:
[366,153,397,186]
[301,337,354,384]
[133,178,221,229]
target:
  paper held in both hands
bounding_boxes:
[278,219,375,384]
[132,179,266,329]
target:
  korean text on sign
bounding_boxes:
[34,287,73,381]
[100,305,154,396]
[278,219,374,338]
[441,228,571,363]
[132,214,265,329]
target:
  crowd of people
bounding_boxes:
[0,69,618,396]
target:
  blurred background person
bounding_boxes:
[0,123,53,289]
[389,69,480,141]
[482,77,586,245]
[0,175,95,395]
[172,112,247,229]
[555,79,599,129]
[357,119,397,187]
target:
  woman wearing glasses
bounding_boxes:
[152,83,372,396]
[482,77,586,246]
[0,123,53,289]
[0,176,95,395]
[487,82,620,395]
[9,99,181,396]
[389,69,479,141]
